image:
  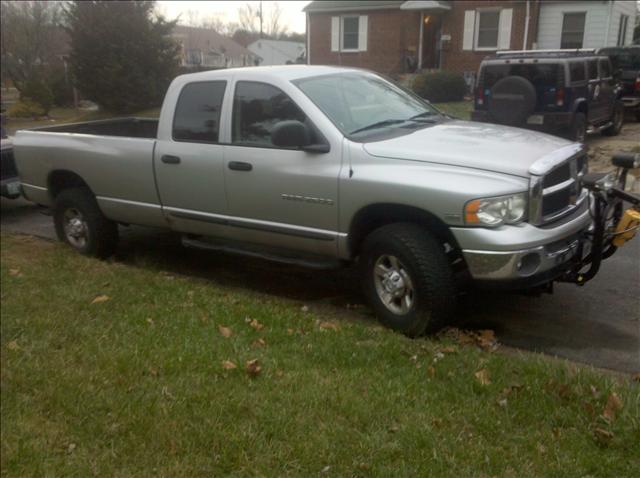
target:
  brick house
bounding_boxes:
[304,0,637,79]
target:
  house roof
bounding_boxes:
[247,40,305,62]
[172,25,257,60]
[303,1,405,13]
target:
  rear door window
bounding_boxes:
[587,60,599,80]
[569,61,586,83]
[173,81,226,143]
[599,59,612,78]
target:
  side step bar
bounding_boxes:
[586,121,613,134]
[181,235,343,270]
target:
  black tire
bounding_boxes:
[53,187,118,258]
[602,102,624,136]
[488,76,537,126]
[567,112,587,142]
[360,223,455,337]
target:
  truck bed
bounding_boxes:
[34,117,158,138]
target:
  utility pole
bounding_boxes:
[259,0,263,39]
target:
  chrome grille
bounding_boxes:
[529,147,588,226]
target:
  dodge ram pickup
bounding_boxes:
[13,66,637,336]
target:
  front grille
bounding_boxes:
[530,152,588,226]
[0,150,18,179]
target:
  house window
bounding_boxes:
[342,17,359,50]
[560,12,586,49]
[617,14,629,46]
[331,15,367,52]
[185,49,203,66]
[476,11,500,49]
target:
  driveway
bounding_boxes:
[2,192,638,374]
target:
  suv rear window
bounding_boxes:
[587,60,598,80]
[599,59,611,78]
[480,64,561,89]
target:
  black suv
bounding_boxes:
[598,46,640,121]
[471,50,624,142]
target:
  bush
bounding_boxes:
[411,71,468,103]
[7,99,46,118]
[48,67,75,107]
[20,78,54,114]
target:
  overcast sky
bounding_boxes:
[156,1,311,33]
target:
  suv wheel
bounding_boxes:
[602,102,624,136]
[53,187,119,258]
[568,112,587,142]
[360,223,455,337]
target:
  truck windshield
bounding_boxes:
[294,72,441,137]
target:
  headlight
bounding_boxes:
[464,193,527,227]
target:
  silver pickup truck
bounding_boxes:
[14,66,633,336]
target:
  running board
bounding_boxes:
[181,235,343,270]
[587,121,612,134]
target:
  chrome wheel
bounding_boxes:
[63,208,88,248]
[373,254,415,315]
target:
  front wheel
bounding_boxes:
[53,187,119,258]
[360,223,456,337]
[602,102,624,136]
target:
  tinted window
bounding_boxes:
[232,81,306,147]
[173,81,226,143]
[587,60,598,80]
[481,64,560,89]
[569,61,586,82]
[599,59,611,78]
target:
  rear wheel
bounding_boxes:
[602,102,624,136]
[360,223,455,337]
[568,112,587,142]
[53,188,118,258]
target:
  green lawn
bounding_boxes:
[1,233,639,477]
[433,101,473,120]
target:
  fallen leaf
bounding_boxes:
[318,321,340,331]
[67,443,77,453]
[9,268,22,277]
[497,398,508,408]
[251,338,266,349]
[432,352,445,363]
[6,340,19,351]
[221,360,237,370]
[475,368,491,386]
[602,392,623,422]
[248,319,264,331]
[320,466,330,474]
[440,346,457,354]
[146,318,154,325]
[301,305,309,312]
[218,325,232,338]
[537,443,547,454]
[427,366,436,378]
[245,359,262,377]
[388,425,399,433]
[633,373,640,383]
[91,295,110,304]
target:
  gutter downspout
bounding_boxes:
[306,12,310,64]
[418,12,424,70]
[604,0,614,47]
[523,0,530,49]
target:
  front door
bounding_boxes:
[222,80,342,257]
[421,14,441,69]
[154,80,230,237]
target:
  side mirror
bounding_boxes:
[271,120,330,153]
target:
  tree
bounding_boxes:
[0,1,61,104]
[64,1,179,113]
[180,9,238,36]
[237,2,287,38]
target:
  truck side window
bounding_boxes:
[173,81,226,143]
[587,60,598,80]
[232,81,307,147]
[599,59,611,78]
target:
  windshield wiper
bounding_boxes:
[408,111,440,122]
[349,119,407,135]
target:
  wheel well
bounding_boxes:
[348,203,460,258]
[48,170,91,199]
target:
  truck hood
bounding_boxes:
[362,120,574,178]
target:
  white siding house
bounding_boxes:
[536,1,637,50]
[247,40,306,66]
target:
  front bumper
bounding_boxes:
[621,96,640,109]
[451,200,592,287]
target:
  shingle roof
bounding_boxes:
[303,1,405,13]
[172,25,256,60]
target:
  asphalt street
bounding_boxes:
[2,196,639,374]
